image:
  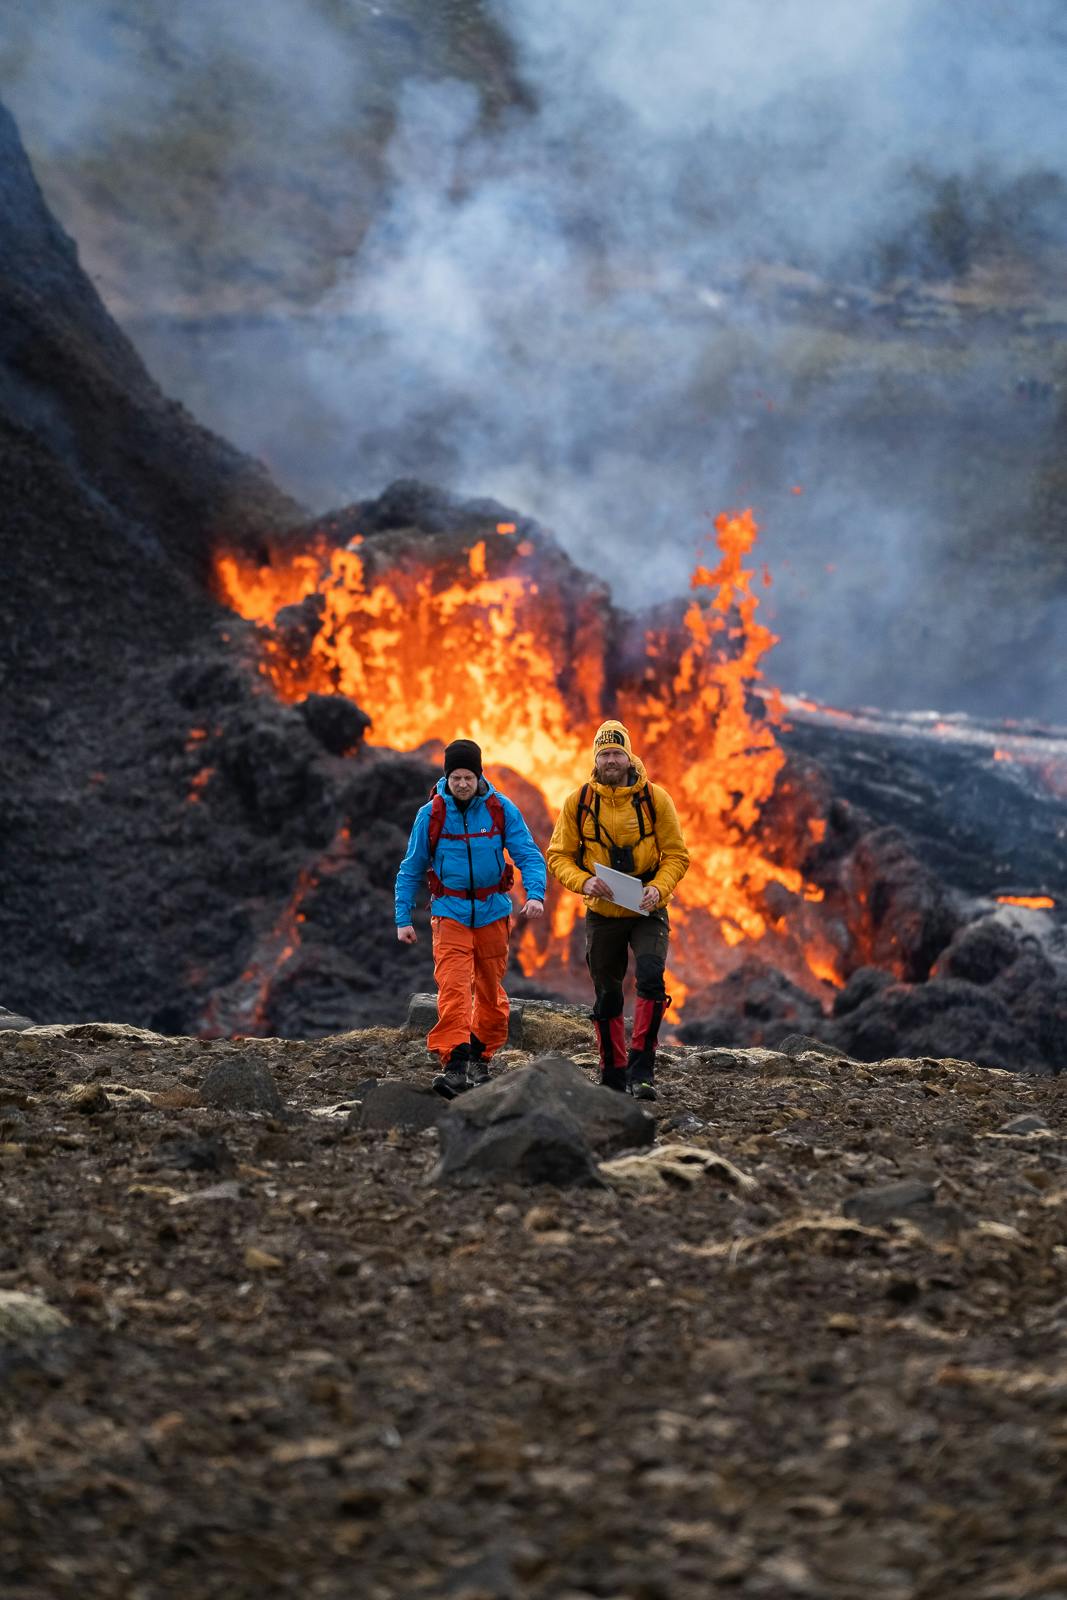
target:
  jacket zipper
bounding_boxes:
[458,796,477,927]
[464,831,476,926]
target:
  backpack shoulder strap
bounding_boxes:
[486,793,507,842]
[575,783,599,871]
[427,792,446,855]
[632,782,657,841]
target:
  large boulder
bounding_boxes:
[432,1054,654,1187]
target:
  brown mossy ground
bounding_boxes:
[0,1025,1064,1598]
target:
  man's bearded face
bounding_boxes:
[595,748,630,785]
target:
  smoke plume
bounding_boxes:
[4,0,1067,715]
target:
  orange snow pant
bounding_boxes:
[428,915,511,1062]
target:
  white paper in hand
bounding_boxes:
[596,864,649,915]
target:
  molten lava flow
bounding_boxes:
[216,509,841,1008]
[996,894,1055,910]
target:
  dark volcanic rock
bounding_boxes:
[842,1178,937,1225]
[776,1033,843,1059]
[999,1113,1049,1134]
[833,966,895,1018]
[216,705,330,838]
[937,918,1022,985]
[300,693,371,756]
[0,1007,35,1032]
[151,1133,236,1174]
[435,1106,600,1188]
[993,961,1067,1072]
[355,1080,447,1133]
[3,93,1066,1071]
[842,1176,963,1238]
[845,826,958,981]
[169,654,248,712]
[432,1054,654,1187]
[0,99,301,1032]
[829,977,1040,1071]
[0,101,444,1039]
[200,1057,283,1113]
[677,961,825,1049]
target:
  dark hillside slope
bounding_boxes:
[0,99,337,1029]
[0,98,301,625]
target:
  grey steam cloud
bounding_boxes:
[5,0,1067,716]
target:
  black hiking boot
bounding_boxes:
[466,1035,490,1087]
[600,1065,628,1092]
[433,1044,471,1100]
[626,1059,657,1101]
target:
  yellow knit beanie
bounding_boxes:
[592,720,633,761]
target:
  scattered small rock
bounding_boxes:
[600,1144,758,1195]
[63,1082,110,1115]
[0,1291,70,1345]
[842,1177,938,1226]
[244,1246,284,1271]
[998,1113,1050,1134]
[200,1057,283,1113]
[152,1134,235,1174]
[171,1180,244,1206]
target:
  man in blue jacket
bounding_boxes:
[395,738,546,1098]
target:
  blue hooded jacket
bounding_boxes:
[395,776,547,929]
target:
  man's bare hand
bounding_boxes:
[397,925,418,945]
[521,899,544,919]
[584,876,614,901]
[640,884,661,912]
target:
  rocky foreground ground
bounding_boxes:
[0,1015,1065,1600]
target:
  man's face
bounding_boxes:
[447,768,478,799]
[594,747,630,786]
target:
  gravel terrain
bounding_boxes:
[1,1022,1064,1599]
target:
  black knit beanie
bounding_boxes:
[444,738,482,778]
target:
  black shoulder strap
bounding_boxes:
[575,784,598,870]
[632,782,657,840]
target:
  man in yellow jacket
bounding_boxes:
[547,720,690,1100]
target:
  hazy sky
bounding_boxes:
[5,0,1066,713]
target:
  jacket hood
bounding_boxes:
[588,754,649,797]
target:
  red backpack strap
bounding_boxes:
[485,793,514,891]
[427,791,446,854]
[486,793,507,841]
[426,792,446,898]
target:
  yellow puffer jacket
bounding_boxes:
[547,758,691,918]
